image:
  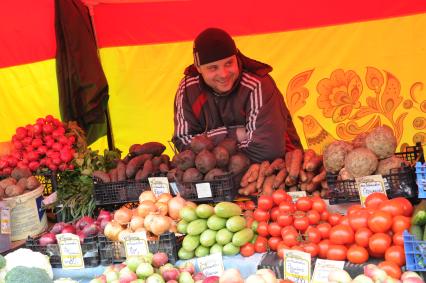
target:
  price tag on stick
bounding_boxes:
[283,249,311,283]
[356,175,386,207]
[124,231,150,258]
[197,252,224,277]
[148,177,170,197]
[56,233,85,269]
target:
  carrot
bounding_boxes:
[273,167,288,188]
[278,182,286,190]
[285,175,297,186]
[241,163,260,187]
[305,155,323,172]
[240,182,257,196]
[302,149,316,170]
[305,181,320,193]
[306,171,315,183]
[299,169,308,183]
[311,190,321,197]
[321,180,329,190]
[285,151,293,172]
[256,161,270,189]
[265,158,284,176]
[300,183,308,191]
[262,175,275,196]
[288,149,303,179]
[247,164,261,183]
[312,168,326,184]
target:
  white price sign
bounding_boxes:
[124,232,150,258]
[148,177,170,197]
[196,183,212,198]
[356,175,386,207]
[287,191,307,202]
[311,259,345,283]
[56,233,85,269]
[197,252,224,277]
[283,249,311,283]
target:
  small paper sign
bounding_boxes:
[169,182,179,195]
[196,183,212,198]
[124,231,150,258]
[311,259,345,283]
[356,175,386,207]
[0,208,11,234]
[283,249,311,283]
[288,191,307,202]
[56,233,85,269]
[197,252,224,277]
[148,177,170,197]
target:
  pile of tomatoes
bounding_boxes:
[238,190,411,277]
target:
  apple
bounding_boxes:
[126,257,145,272]
[136,262,154,279]
[178,271,195,283]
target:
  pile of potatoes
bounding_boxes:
[93,142,171,183]
[238,148,328,197]
[0,167,41,199]
[168,136,250,183]
[323,126,407,180]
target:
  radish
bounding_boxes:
[15,127,27,140]
[13,141,23,150]
[52,143,62,151]
[43,124,54,134]
[31,138,43,148]
[28,161,40,171]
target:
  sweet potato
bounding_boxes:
[167,168,183,182]
[5,184,25,197]
[116,161,127,181]
[256,161,270,189]
[285,151,293,172]
[302,149,316,170]
[109,168,118,182]
[26,176,40,190]
[240,163,260,187]
[126,154,153,178]
[273,168,288,189]
[160,154,170,164]
[152,156,162,166]
[135,159,154,180]
[130,142,166,156]
[93,170,111,183]
[312,168,326,184]
[262,175,275,196]
[288,149,303,179]
[305,155,323,172]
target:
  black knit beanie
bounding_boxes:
[193,28,237,66]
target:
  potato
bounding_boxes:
[0,177,17,190]
[11,167,32,180]
[26,176,41,190]
[323,141,353,173]
[344,147,378,178]
[365,125,397,159]
[5,184,25,197]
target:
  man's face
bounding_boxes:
[196,55,239,94]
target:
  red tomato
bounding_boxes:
[254,236,268,253]
[392,231,404,246]
[302,242,319,257]
[328,213,342,226]
[327,245,347,261]
[268,236,282,251]
[369,233,392,254]
[329,224,354,245]
[240,242,255,257]
[378,199,405,217]
[378,261,402,279]
[270,206,280,221]
[272,189,289,206]
[277,213,293,227]
[279,202,295,214]
[316,222,331,239]
[354,227,373,248]
[392,215,411,233]
[338,215,350,226]
[253,208,270,222]
[291,245,305,252]
[277,242,290,258]
[317,239,330,259]
[320,210,329,221]
[385,245,406,267]
[347,204,362,216]
[365,192,388,209]
[367,210,393,233]
[236,201,246,210]
[281,227,300,247]
[306,210,321,225]
[348,209,369,231]
[268,222,282,237]
[293,216,310,231]
[392,197,413,217]
[296,197,312,211]
[258,195,274,211]
[311,197,327,213]
[305,226,322,243]
[256,221,269,237]
[246,217,254,229]
[245,200,256,211]
[347,245,369,264]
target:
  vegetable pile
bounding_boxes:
[0,168,40,198]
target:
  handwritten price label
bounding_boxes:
[311,259,344,283]
[283,249,311,283]
[1,208,11,234]
[56,233,84,269]
[356,175,386,207]
[197,252,224,277]
[124,232,149,258]
[148,177,170,197]
[288,191,307,202]
[196,183,212,198]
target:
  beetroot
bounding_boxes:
[76,216,95,230]
[61,224,77,234]
[152,252,169,268]
[97,210,112,222]
[82,223,99,237]
[50,222,66,234]
[39,232,57,246]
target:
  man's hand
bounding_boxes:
[236,127,247,142]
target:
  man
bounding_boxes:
[172,27,301,163]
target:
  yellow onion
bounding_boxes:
[144,214,156,232]
[139,191,157,203]
[137,200,157,217]
[156,202,168,216]
[130,215,145,231]
[169,218,177,233]
[114,206,133,225]
[168,195,186,220]
[118,228,133,242]
[157,193,173,203]
[104,220,124,241]
[150,215,171,236]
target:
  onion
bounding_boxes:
[168,219,177,233]
[118,228,133,242]
[137,200,158,217]
[156,202,168,216]
[139,191,157,203]
[186,201,197,209]
[130,215,145,231]
[168,195,186,220]
[150,215,171,236]
[157,193,173,203]
[114,206,133,225]
[144,214,156,232]
[134,227,147,233]
[39,232,57,246]
[104,220,124,241]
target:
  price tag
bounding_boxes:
[124,231,150,258]
[0,208,11,234]
[169,182,179,195]
[283,249,311,283]
[311,259,345,283]
[197,252,224,277]
[56,233,85,269]
[287,191,307,202]
[196,183,212,198]
[356,175,386,207]
[148,177,170,197]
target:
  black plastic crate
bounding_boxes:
[395,142,425,164]
[26,234,100,268]
[327,165,418,204]
[93,178,151,206]
[98,232,182,265]
[171,171,244,203]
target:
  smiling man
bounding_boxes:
[172,28,301,163]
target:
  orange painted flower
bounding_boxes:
[317,69,362,122]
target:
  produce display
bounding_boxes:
[0,168,41,198]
